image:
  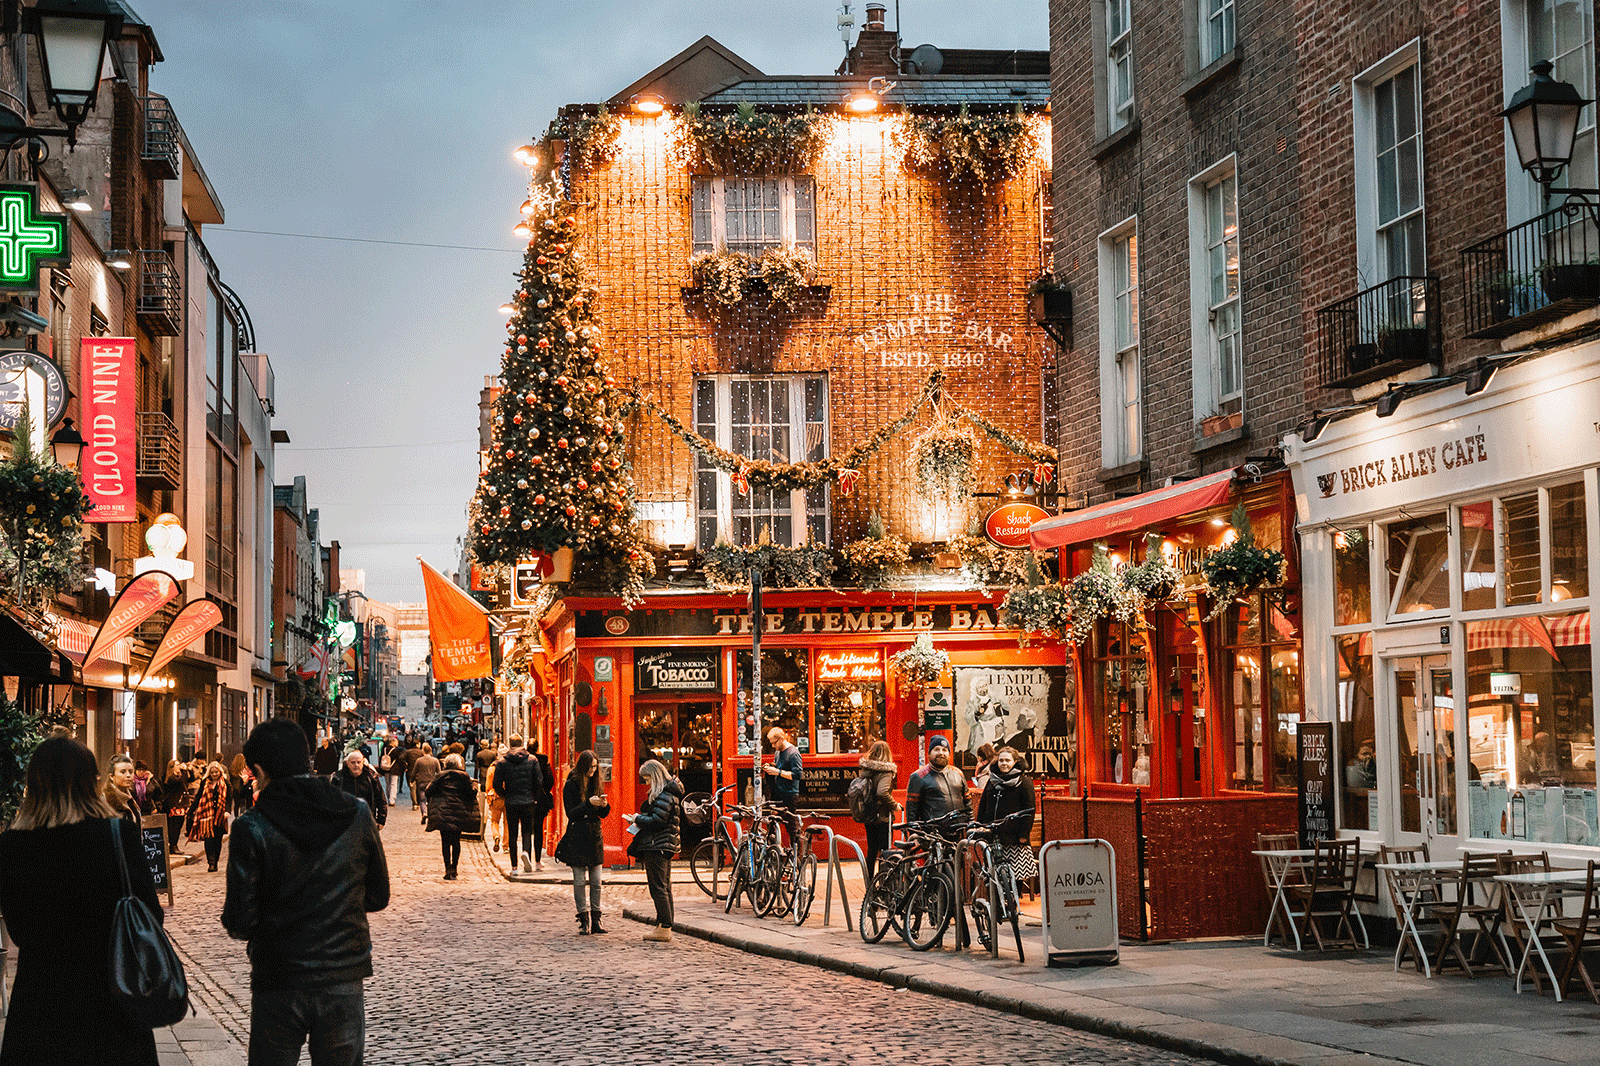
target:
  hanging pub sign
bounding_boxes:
[0,185,68,292]
[634,648,721,694]
[80,337,136,522]
[985,502,1050,549]
[0,349,66,433]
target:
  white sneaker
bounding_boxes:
[522,850,534,869]
[535,860,545,871]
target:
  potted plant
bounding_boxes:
[1539,257,1600,304]
[1000,554,1070,646]
[1028,274,1072,323]
[840,512,911,590]
[891,631,950,695]
[1200,505,1288,621]
[1377,322,1429,363]
[1067,545,1138,644]
[1121,533,1184,608]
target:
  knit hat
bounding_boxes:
[928,735,950,751]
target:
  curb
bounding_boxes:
[617,906,1400,1066]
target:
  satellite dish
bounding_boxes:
[908,44,943,75]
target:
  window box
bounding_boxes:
[1540,262,1600,304]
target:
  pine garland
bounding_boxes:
[548,107,623,171]
[672,101,833,175]
[893,104,1042,185]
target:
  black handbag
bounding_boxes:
[108,819,190,1028]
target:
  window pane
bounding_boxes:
[1552,482,1589,600]
[1386,513,1450,615]
[1397,137,1421,215]
[1337,636,1377,832]
[1502,491,1541,606]
[1393,66,1417,143]
[793,178,815,250]
[695,377,716,429]
[1459,501,1497,611]
[736,648,810,754]
[1375,78,1396,152]
[1376,148,1399,222]
[1334,527,1372,625]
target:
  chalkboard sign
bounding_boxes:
[140,815,173,906]
[1297,723,1334,848]
[735,762,858,811]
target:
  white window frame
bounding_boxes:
[1353,41,1426,291]
[693,373,829,550]
[1097,218,1142,468]
[1500,0,1597,226]
[1089,0,1135,139]
[1198,0,1236,69]
[1187,155,1243,419]
[691,177,816,257]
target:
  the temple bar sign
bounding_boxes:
[0,185,68,291]
[579,604,1011,640]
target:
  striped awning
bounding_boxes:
[1466,611,1591,655]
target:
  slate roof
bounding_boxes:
[699,75,1048,111]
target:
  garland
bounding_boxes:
[0,399,93,608]
[893,104,1041,185]
[839,513,910,591]
[949,531,1034,589]
[672,102,833,175]
[548,106,623,171]
[702,536,835,590]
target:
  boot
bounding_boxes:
[643,925,673,943]
[576,911,591,935]
[589,911,607,934]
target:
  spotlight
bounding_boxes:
[1464,359,1497,396]
[519,199,535,216]
[1375,387,1404,418]
[64,186,90,211]
[629,93,665,115]
[1301,410,1332,443]
[845,91,878,113]
[106,250,131,270]
[512,221,531,238]
[514,144,539,166]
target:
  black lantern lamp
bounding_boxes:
[49,417,83,468]
[25,0,124,146]
[1504,60,1596,199]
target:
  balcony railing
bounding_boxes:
[1313,274,1441,391]
[141,96,179,179]
[137,249,181,336]
[136,410,181,489]
[1461,201,1600,338]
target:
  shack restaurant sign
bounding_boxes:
[985,502,1049,548]
[634,648,721,693]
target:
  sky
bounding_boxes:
[131,0,1048,604]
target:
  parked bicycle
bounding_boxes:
[857,811,966,949]
[724,804,788,917]
[686,784,750,900]
[964,810,1033,961]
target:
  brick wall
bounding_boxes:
[566,111,1056,548]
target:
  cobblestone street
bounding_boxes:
[161,806,1202,1065]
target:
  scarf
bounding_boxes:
[991,764,1024,789]
[188,777,230,839]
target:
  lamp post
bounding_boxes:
[48,416,82,467]
[1503,60,1600,218]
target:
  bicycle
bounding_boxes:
[724,804,787,917]
[859,824,927,943]
[788,812,829,926]
[687,784,748,900]
[871,811,966,951]
[964,810,1033,961]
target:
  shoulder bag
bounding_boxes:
[108,818,190,1028]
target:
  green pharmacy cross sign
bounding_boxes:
[0,185,68,292]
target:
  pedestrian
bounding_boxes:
[482,742,506,851]
[231,752,256,814]
[132,760,154,812]
[626,759,682,943]
[493,734,544,873]
[313,734,340,777]
[474,737,499,784]
[411,743,441,819]
[855,740,900,880]
[969,741,997,804]
[761,727,802,844]
[531,738,554,864]
[554,750,610,935]
[397,738,421,809]
[377,736,403,806]
[424,754,479,880]
[185,760,231,872]
[975,745,1038,885]
[101,751,141,825]
[333,750,388,831]
[906,735,970,823]
[162,758,194,855]
[0,736,167,1066]
[223,718,390,1066]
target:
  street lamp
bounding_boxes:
[49,416,82,467]
[25,0,124,142]
[1504,60,1596,204]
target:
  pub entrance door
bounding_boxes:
[636,700,722,848]
[1152,609,1207,796]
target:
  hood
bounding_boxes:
[859,758,897,773]
[504,750,531,766]
[254,775,361,852]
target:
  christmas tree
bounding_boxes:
[469,177,653,606]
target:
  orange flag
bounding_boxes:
[418,557,494,682]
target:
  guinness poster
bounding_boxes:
[954,665,1074,779]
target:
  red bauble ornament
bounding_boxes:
[526,394,537,405]
[604,375,616,386]
[536,256,548,265]
[588,516,601,526]
[554,244,567,253]
[536,338,550,349]
[516,334,527,344]
[481,524,491,534]
[531,455,543,465]
[504,448,515,458]
[555,375,568,388]
[513,414,523,424]
[576,479,588,491]
[565,505,577,516]
[534,494,545,504]
[591,462,602,472]
[499,506,510,517]
[557,438,569,449]
[572,295,584,306]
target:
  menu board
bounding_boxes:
[1297,722,1334,847]
[141,815,173,906]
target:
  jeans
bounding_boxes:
[642,851,674,927]
[504,804,535,868]
[385,773,404,805]
[249,981,364,1066]
[167,814,184,852]
[571,864,602,913]
[439,828,461,871]
[204,832,224,868]
[864,821,890,881]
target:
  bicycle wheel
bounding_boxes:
[690,835,735,900]
[724,839,754,914]
[901,872,954,951]
[1001,868,1025,962]
[859,860,907,944]
[969,894,994,952]
[759,849,794,918]
[792,851,819,926]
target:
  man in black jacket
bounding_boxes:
[906,735,970,824]
[224,718,390,1066]
[493,734,546,872]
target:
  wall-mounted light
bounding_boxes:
[629,93,665,115]
[1300,409,1332,443]
[513,143,539,166]
[106,249,131,270]
[845,91,878,113]
[49,416,83,468]
[26,0,125,146]
[1375,386,1404,418]
[1464,358,1497,396]
[511,221,531,238]
[497,302,515,315]
[63,186,90,211]
[519,199,535,217]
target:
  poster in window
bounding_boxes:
[954,665,1073,778]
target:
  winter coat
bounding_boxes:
[222,775,390,992]
[313,742,341,776]
[533,753,555,812]
[411,753,442,791]
[0,818,163,1066]
[185,775,231,840]
[424,770,480,834]
[976,766,1036,846]
[556,771,610,868]
[629,778,684,856]
[333,764,388,827]
[162,772,194,815]
[905,762,970,824]
[856,758,898,825]
[492,750,545,808]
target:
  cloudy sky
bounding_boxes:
[132,0,1047,603]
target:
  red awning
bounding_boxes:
[1029,468,1238,550]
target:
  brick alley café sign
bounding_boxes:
[0,185,67,291]
[580,603,1015,640]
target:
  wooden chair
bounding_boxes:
[1290,838,1367,951]
[1497,851,1561,995]
[1416,851,1509,977]
[1553,861,1600,1003]
[1377,843,1433,971]
[1257,832,1305,947]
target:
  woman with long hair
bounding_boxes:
[626,759,683,943]
[228,752,254,814]
[184,761,231,872]
[424,753,479,880]
[160,758,190,854]
[975,745,1037,885]
[555,750,610,934]
[0,737,166,1065]
[856,739,900,880]
[101,752,140,824]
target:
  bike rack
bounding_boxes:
[819,827,865,931]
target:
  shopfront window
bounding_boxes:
[1458,483,1587,612]
[1465,609,1596,843]
[1459,501,1496,611]
[1221,593,1302,791]
[1335,634,1377,832]
[1093,621,1149,785]
[814,648,882,754]
[1552,482,1589,601]
[736,648,809,754]
[1334,526,1371,625]
[1385,512,1450,616]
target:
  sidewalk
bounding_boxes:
[619,867,1600,1066]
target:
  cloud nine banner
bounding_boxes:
[79,337,137,522]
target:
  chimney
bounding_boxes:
[844,5,898,77]
[865,3,886,30]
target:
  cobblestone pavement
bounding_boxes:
[164,805,1204,1066]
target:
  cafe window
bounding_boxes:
[1335,635,1376,832]
[815,649,883,755]
[736,648,809,754]
[1092,620,1150,785]
[1333,526,1371,626]
[1219,591,1302,791]
[1464,609,1596,842]
[1384,511,1450,617]
[1458,481,1588,612]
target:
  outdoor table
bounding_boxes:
[1252,848,1315,950]
[1375,860,1482,977]
[1493,869,1590,1001]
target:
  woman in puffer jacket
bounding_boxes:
[424,754,479,880]
[626,759,683,943]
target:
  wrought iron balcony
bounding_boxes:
[1313,274,1441,390]
[136,410,181,489]
[1461,201,1600,338]
[137,250,181,336]
[141,96,179,180]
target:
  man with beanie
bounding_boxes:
[224,718,390,1066]
[906,735,970,823]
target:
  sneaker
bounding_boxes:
[535,860,545,871]
[522,850,534,869]
[643,926,673,943]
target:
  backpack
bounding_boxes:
[847,773,872,823]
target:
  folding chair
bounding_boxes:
[1290,838,1367,951]
[1416,851,1509,977]
[1553,861,1600,1003]
[1378,843,1433,972]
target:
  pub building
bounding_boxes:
[563,590,1072,864]
[1284,345,1599,861]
